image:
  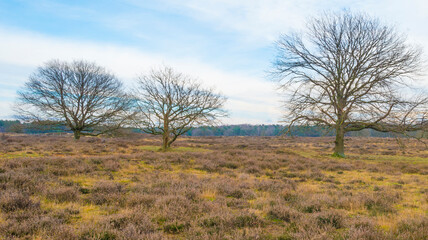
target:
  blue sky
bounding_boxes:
[0,0,427,123]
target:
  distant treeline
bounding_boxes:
[0,120,21,133]
[185,125,328,137]
[1,120,408,138]
[0,120,67,134]
[185,124,399,137]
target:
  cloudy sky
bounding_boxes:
[0,0,427,124]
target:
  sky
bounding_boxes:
[0,0,427,124]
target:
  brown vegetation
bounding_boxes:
[0,133,426,239]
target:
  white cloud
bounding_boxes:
[158,0,428,47]
[156,0,428,87]
[0,26,282,124]
[157,0,318,44]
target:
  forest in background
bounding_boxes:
[0,120,402,137]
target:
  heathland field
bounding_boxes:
[0,134,427,239]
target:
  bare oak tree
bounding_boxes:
[16,60,132,139]
[133,66,227,150]
[274,11,427,157]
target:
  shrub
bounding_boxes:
[103,159,121,172]
[345,217,384,240]
[268,205,299,222]
[361,191,400,215]
[86,181,124,205]
[393,216,427,240]
[217,184,256,200]
[200,216,223,228]
[45,186,79,203]
[219,161,239,169]
[315,210,344,229]
[0,191,39,212]
[80,230,117,240]
[163,222,189,234]
[231,213,263,228]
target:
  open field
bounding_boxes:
[0,134,427,239]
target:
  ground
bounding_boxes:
[0,133,427,239]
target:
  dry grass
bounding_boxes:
[0,134,426,239]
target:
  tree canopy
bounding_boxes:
[274,11,427,157]
[16,60,132,139]
[133,66,227,149]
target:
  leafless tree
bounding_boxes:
[133,66,227,150]
[16,60,132,139]
[274,11,427,157]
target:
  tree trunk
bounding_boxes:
[73,130,81,140]
[167,134,178,148]
[162,118,169,150]
[333,125,345,157]
[162,133,169,150]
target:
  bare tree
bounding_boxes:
[16,60,132,139]
[133,66,227,150]
[274,11,427,157]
